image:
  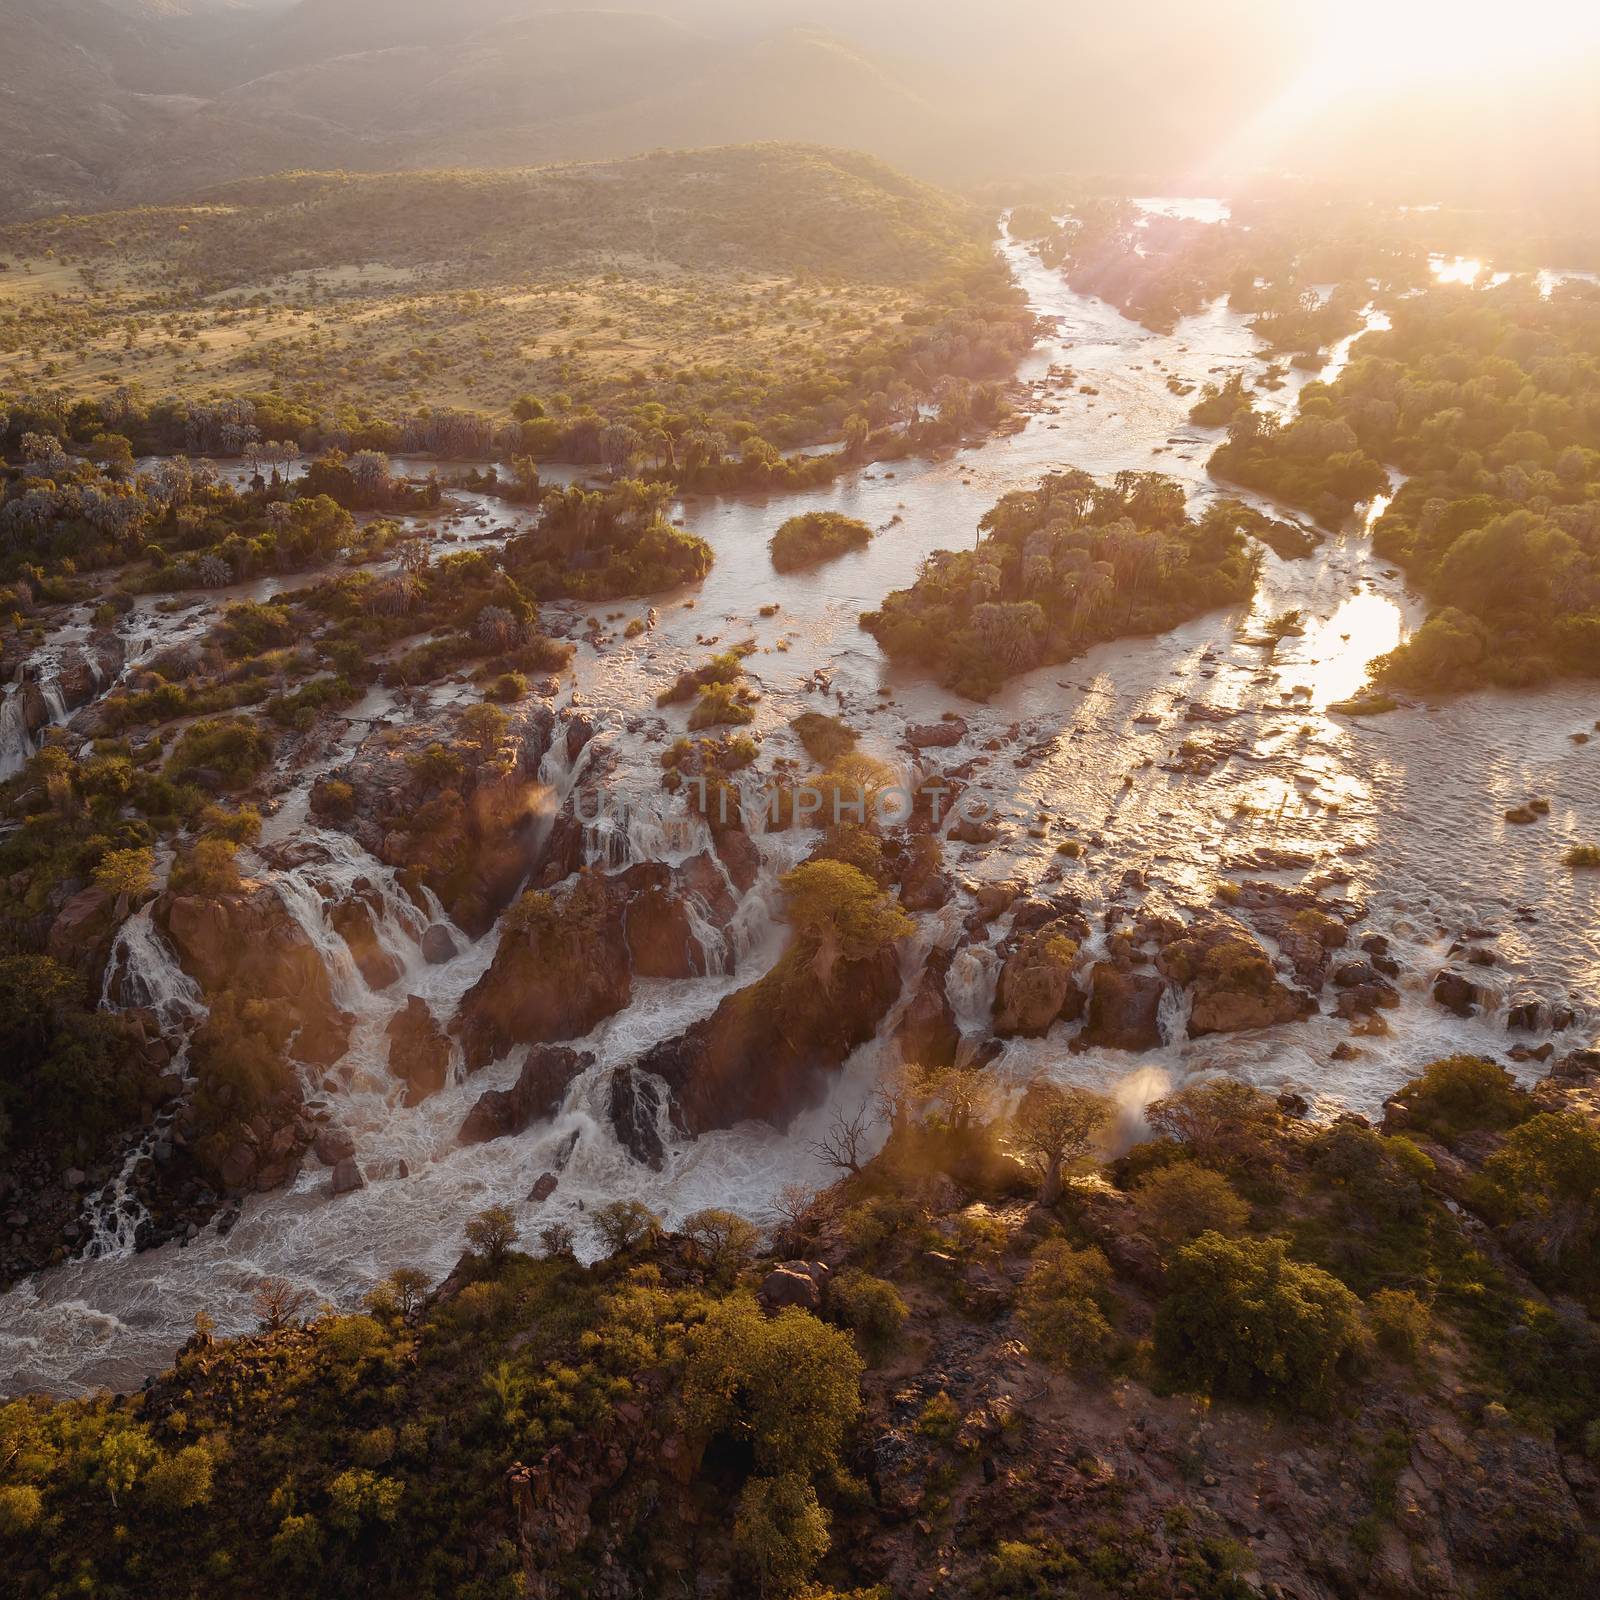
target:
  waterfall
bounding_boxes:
[102,906,205,1026]
[81,910,205,1264]
[1156,983,1193,1049]
[947,943,1000,1038]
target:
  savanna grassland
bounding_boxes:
[0,145,1012,447]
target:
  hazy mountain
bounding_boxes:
[0,0,1595,221]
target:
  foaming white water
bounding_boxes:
[4,220,1597,1396]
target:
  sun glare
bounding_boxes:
[1224,0,1600,167]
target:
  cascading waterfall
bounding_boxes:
[81,909,207,1262]
[6,217,1598,1399]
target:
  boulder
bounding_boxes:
[421,923,458,964]
[313,1127,356,1166]
[451,871,631,1070]
[385,996,452,1104]
[906,719,967,749]
[1432,969,1486,1018]
[1082,963,1166,1052]
[758,1261,828,1312]
[993,918,1085,1038]
[331,1157,365,1195]
[528,1172,559,1203]
[458,1046,591,1144]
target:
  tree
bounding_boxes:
[1132,1163,1249,1247]
[368,1266,430,1322]
[1154,1233,1363,1412]
[1011,1081,1111,1203]
[778,861,912,990]
[1482,1112,1600,1270]
[464,1204,518,1269]
[733,1472,831,1597]
[593,1198,661,1256]
[682,1298,863,1481]
[93,845,155,915]
[807,1099,872,1175]
[1145,1077,1278,1166]
[252,1276,312,1332]
[682,1207,760,1278]
[1017,1240,1116,1368]
[97,1423,158,1508]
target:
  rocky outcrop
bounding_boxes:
[1082,963,1167,1051]
[453,858,740,1069]
[1157,913,1316,1036]
[623,946,904,1156]
[452,871,632,1070]
[320,709,597,938]
[386,996,452,1105]
[993,916,1086,1038]
[154,886,352,1066]
[459,1046,591,1144]
[46,886,120,988]
[895,947,963,1068]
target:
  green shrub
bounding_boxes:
[1395,1055,1530,1141]
[790,711,857,764]
[169,837,242,897]
[732,1472,831,1595]
[1154,1233,1364,1411]
[1133,1164,1249,1248]
[828,1268,908,1362]
[1017,1241,1116,1369]
[1367,1289,1431,1363]
[141,1444,215,1512]
[166,716,273,788]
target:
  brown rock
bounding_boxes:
[1082,963,1167,1051]
[451,871,631,1069]
[458,1046,591,1144]
[906,719,967,749]
[386,996,452,1104]
[993,919,1084,1038]
[46,886,119,986]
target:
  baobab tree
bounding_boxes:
[1011,1080,1112,1204]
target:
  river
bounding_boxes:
[1,218,1595,1396]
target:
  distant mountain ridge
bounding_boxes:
[0,0,1595,222]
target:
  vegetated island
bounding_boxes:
[860,469,1259,697]
[769,511,874,572]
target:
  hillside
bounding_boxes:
[0,145,1023,439]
